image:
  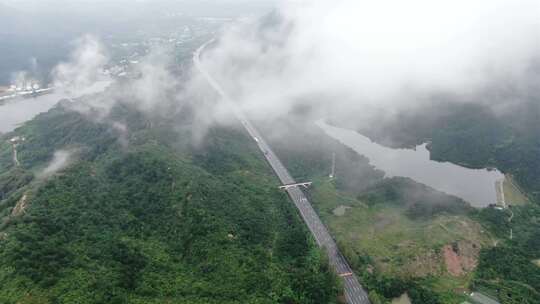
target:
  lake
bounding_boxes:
[0,80,111,133]
[317,121,504,207]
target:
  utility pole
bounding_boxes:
[329,152,336,179]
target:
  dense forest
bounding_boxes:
[2,90,539,303]
[0,101,340,303]
[472,202,540,303]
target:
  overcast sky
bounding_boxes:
[3,0,539,131]
[200,0,540,124]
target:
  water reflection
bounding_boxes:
[317,121,503,207]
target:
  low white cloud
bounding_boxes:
[127,47,179,113]
[38,149,76,178]
[199,0,540,123]
[52,35,108,92]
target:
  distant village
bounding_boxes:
[0,19,220,105]
[0,80,54,103]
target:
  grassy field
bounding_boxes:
[503,175,530,206]
[309,177,494,303]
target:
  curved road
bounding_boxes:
[194,41,370,304]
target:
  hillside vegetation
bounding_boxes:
[257,117,491,304]
[359,101,540,304]
[258,112,540,304]
[0,101,340,304]
[335,100,540,303]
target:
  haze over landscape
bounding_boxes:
[0,1,539,304]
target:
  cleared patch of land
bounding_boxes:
[503,175,529,206]
[310,178,494,300]
[391,293,411,304]
[332,205,352,216]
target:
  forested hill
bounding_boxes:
[0,99,340,303]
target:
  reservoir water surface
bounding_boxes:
[0,80,111,133]
[317,121,503,207]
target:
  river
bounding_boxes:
[0,80,111,133]
[317,121,504,207]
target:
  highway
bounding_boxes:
[194,41,370,304]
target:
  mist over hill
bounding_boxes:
[0,0,277,83]
[2,1,540,303]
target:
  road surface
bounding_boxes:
[495,179,506,208]
[11,143,20,166]
[194,41,370,304]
